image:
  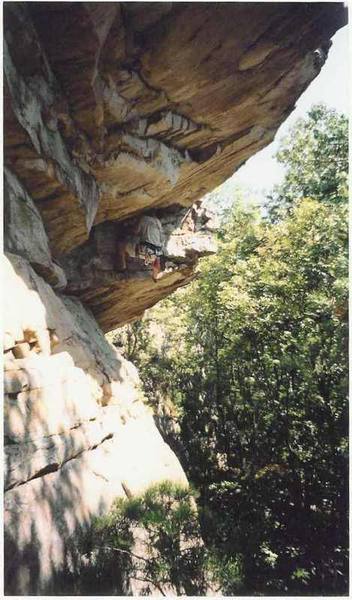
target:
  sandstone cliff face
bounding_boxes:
[3,1,346,595]
[4,247,188,594]
[4,1,345,330]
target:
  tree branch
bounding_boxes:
[130,575,167,596]
[101,545,150,564]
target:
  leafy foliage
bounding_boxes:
[77,482,235,596]
[266,104,348,221]
[105,105,348,595]
[176,194,348,594]
[107,295,188,416]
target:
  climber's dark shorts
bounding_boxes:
[139,241,163,257]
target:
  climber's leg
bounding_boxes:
[152,256,161,281]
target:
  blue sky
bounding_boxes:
[205,24,349,208]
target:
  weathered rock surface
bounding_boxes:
[4,1,346,330]
[60,207,217,330]
[4,168,67,289]
[3,2,346,595]
[4,253,188,594]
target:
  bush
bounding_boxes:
[76,481,235,596]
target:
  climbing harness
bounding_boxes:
[138,241,163,265]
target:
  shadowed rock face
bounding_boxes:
[3,2,346,594]
[4,252,189,594]
[4,1,346,330]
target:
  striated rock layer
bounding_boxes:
[4,249,188,594]
[4,1,346,330]
[3,1,346,595]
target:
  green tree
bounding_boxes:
[105,106,348,595]
[266,104,348,221]
[107,295,189,416]
[177,195,348,593]
[76,482,237,596]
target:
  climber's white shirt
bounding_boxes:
[138,216,163,247]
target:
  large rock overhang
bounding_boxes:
[4,1,347,330]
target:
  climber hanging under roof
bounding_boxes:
[116,212,165,281]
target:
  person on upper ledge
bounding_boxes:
[116,211,165,281]
[181,199,216,233]
[192,199,209,231]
